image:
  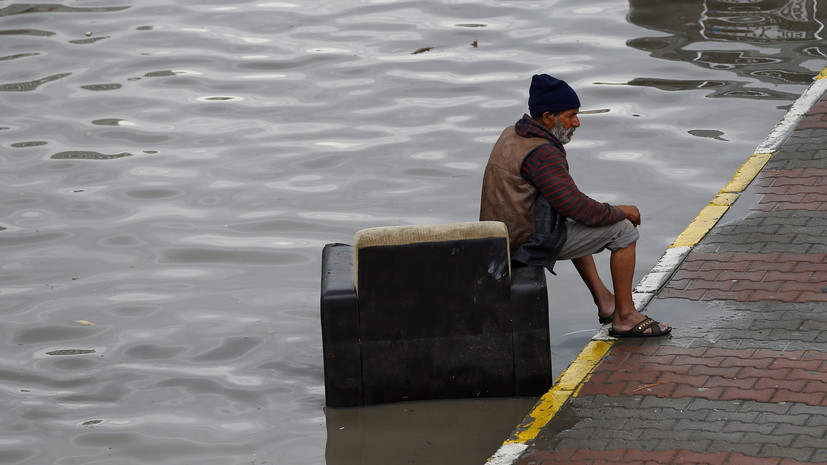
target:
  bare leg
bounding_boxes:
[571,254,614,321]
[608,242,669,333]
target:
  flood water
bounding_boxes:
[1,1,824,464]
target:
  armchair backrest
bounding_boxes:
[352,221,515,404]
[353,221,511,291]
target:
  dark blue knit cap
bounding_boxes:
[528,74,580,118]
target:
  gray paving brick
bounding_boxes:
[789,403,827,417]
[642,427,696,442]
[700,406,754,420]
[761,242,812,253]
[760,443,815,461]
[762,216,810,226]
[755,412,809,426]
[640,395,694,410]
[675,418,725,432]
[769,328,820,342]
[810,243,827,253]
[781,424,827,439]
[810,448,827,463]
[751,318,805,331]
[799,319,827,331]
[721,420,774,434]
[744,432,797,446]
[737,401,792,415]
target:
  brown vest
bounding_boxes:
[479,126,548,253]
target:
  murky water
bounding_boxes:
[1,1,824,464]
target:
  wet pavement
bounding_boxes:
[490,69,827,465]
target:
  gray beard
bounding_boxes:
[551,120,575,144]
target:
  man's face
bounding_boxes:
[551,109,579,144]
[542,108,580,144]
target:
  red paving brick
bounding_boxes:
[662,252,825,302]
[577,346,827,407]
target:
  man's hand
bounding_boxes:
[618,205,641,227]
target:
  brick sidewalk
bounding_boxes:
[510,88,827,464]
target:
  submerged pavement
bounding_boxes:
[489,68,827,465]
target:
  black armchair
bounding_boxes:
[320,221,551,407]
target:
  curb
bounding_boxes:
[486,66,827,465]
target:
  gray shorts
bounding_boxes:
[556,219,639,261]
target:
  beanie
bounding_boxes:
[528,74,580,118]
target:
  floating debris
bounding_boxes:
[412,47,433,55]
[51,151,132,160]
[46,349,97,356]
[471,40,478,48]
[632,381,665,393]
[144,70,180,78]
[75,320,95,326]
[10,141,47,147]
[70,36,109,45]
[91,118,125,126]
[80,83,122,91]
[80,419,103,427]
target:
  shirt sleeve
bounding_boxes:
[521,145,626,227]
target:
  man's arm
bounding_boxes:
[522,146,626,227]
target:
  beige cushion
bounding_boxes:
[353,221,510,290]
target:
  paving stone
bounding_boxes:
[760,444,814,462]
[809,449,827,464]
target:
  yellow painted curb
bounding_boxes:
[670,151,773,248]
[817,67,827,80]
[502,340,612,445]
[670,204,729,248]
[720,152,773,193]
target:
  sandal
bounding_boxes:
[598,313,614,324]
[609,317,671,338]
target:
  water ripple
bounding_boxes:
[0,72,70,91]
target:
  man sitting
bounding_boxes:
[479,74,670,338]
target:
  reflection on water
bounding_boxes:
[628,0,825,97]
[0,0,823,464]
[325,398,535,465]
[701,0,823,42]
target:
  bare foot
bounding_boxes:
[596,292,615,323]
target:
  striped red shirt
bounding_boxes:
[517,116,625,227]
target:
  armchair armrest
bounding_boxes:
[320,243,362,407]
[510,265,552,395]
